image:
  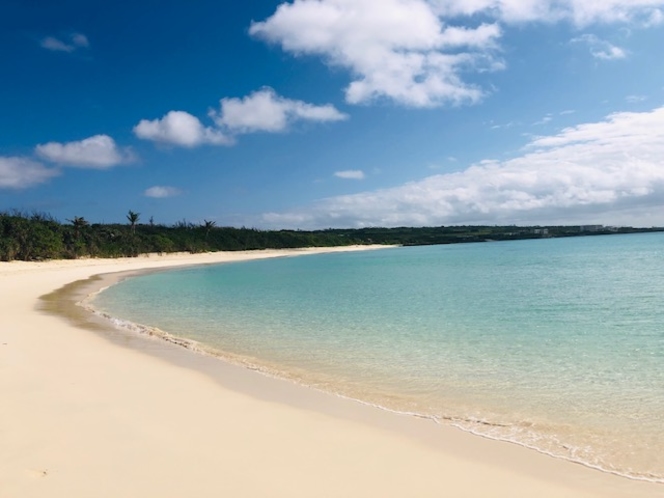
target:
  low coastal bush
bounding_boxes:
[0,210,660,261]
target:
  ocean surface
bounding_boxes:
[93,233,664,481]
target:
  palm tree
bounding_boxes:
[65,216,89,258]
[67,216,89,239]
[126,210,140,234]
[202,219,216,240]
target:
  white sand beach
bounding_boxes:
[1,248,662,497]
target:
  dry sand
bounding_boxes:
[1,248,662,497]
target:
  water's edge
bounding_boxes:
[38,262,664,486]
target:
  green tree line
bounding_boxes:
[0,211,364,261]
[1,210,661,262]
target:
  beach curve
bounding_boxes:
[1,248,662,497]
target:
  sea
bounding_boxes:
[92,232,664,482]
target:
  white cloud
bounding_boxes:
[0,157,59,189]
[571,34,627,60]
[334,170,365,180]
[626,94,647,103]
[252,0,661,108]
[261,106,664,229]
[431,0,664,25]
[645,8,664,26]
[135,90,345,147]
[568,1,664,25]
[490,121,516,130]
[250,0,502,108]
[144,186,182,198]
[211,88,348,133]
[134,111,231,147]
[40,33,89,52]
[533,114,553,125]
[35,135,131,169]
[71,33,89,47]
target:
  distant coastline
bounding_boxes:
[2,209,662,261]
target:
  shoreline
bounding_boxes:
[1,248,662,497]
[75,261,662,485]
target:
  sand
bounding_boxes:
[1,247,662,498]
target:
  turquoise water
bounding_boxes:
[94,233,664,481]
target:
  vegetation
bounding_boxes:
[0,209,662,261]
[126,210,140,234]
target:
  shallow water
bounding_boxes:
[94,233,664,481]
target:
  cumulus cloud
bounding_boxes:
[135,89,346,147]
[35,135,131,169]
[211,88,348,133]
[334,170,365,180]
[571,34,627,60]
[134,111,231,147]
[261,106,664,229]
[250,0,502,108]
[0,157,59,189]
[3,133,129,188]
[251,0,662,108]
[40,33,89,52]
[144,186,182,198]
[645,8,664,26]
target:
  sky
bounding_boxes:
[1,0,664,229]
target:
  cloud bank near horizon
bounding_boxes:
[261,106,664,229]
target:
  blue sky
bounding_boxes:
[2,0,664,228]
